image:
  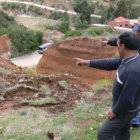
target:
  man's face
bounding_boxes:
[117,39,125,57]
[136,30,140,39]
[134,31,140,39]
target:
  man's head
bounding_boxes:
[132,24,140,39]
[117,32,139,57]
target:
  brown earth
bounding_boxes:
[0,34,11,56]
[36,37,118,86]
[0,37,115,115]
[0,36,89,114]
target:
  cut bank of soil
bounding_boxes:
[0,37,114,115]
[36,37,118,86]
[0,34,11,56]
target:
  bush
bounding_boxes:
[45,25,54,30]
[34,8,43,15]
[1,2,9,10]
[104,27,114,33]
[49,11,69,21]
[56,20,70,33]
[0,28,8,36]
[63,30,83,39]
[85,28,96,37]
[75,20,89,30]
[8,25,43,54]
[0,11,14,28]
[35,31,43,44]
[92,27,104,35]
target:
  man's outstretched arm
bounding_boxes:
[101,37,118,46]
[74,57,122,71]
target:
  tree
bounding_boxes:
[115,0,133,18]
[56,21,70,33]
[73,0,95,24]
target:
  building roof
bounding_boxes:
[114,16,129,22]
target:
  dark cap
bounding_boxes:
[132,24,140,31]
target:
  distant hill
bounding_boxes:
[0,10,43,57]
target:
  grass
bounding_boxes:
[40,85,50,95]
[92,78,113,91]
[0,78,139,139]
[20,98,58,106]
[134,0,140,4]
[0,67,11,75]
[23,67,34,75]
[82,91,94,97]
[58,80,68,88]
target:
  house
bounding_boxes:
[107,16,130,28]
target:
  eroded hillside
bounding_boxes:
[36,37,117,86]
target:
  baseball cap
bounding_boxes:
[132,24,140,31]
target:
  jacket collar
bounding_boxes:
[122,51,139,63]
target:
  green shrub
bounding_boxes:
[23,67,34,75]
[85,27,96,37]
[35,31,43,44]
[45,25,54,30]
[63,30,83,39]
[0,10,14,28]
[92,78,113,91]
[92,27,104,35]
[8,25,43,54]
[104,27,114,33]
[34,8,43,15]
[1,2,9,10]
[49,11,69,21]
[75,20,89,30]
[0,67,11,75]
[56,20,70,33]
[0,28,7,36]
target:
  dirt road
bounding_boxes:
[11,51,42,67]
[0,0,101,18]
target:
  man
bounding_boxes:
[75,32,140,140]
[102,24,140,128]
[102,24,140,50]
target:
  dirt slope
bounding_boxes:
[0,34,11,56]
[36,37,117,86]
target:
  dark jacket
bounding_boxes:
[88,52,140,115]
[108,37,140,52]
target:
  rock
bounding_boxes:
[21,112,27,116]
[0,96,5,101]
[90,127,93,130]
[54,137,62,140]
[75,100,79,104]
[47,132,54,139]
[99,114,104,117]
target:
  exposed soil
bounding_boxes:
[0,34,11,56]
[36,37,117,86]
[0,37,114,115]
[0,69,88,114]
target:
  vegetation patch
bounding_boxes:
[20,98,58,106]
[0,10,43,56]
[58,80,68,88]
[0,67,11,75]
[23,67,34,75]
[92,78,113,91]
[40,85,50,95]
[82,91,94,97]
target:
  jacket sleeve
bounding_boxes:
[87,57,122,71]
[113,72,140,115]
[108,37,118,46]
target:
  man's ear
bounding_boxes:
[122,44,127,51]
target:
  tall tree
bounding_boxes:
[73,0,95,24]
[115,0,132,18]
